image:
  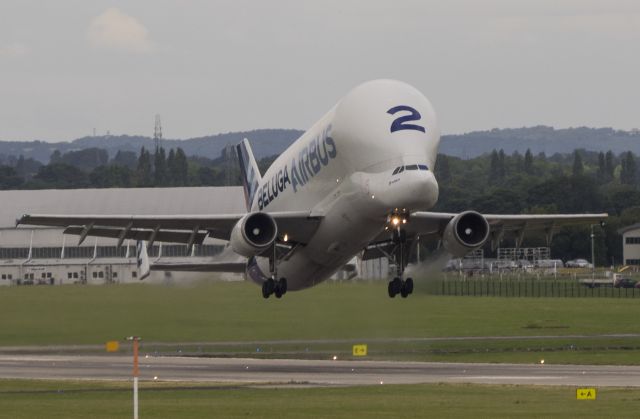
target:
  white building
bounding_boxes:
[0,187,245,286]
[617,223,640,266]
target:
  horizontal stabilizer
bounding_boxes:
[150,261,246,273]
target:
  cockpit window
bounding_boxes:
[394,164,429,175]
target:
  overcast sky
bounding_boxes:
[1,1,638,141]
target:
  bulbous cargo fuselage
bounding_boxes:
[248,79,440,290]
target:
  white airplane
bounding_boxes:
[18,79,607,298]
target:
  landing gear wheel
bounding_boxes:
[278,277,288,295]
[262,279,275,299]
[404,277,414,295]
[388,277,402,298]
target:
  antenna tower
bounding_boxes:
[154,114,162,151]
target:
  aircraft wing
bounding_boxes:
[369,211,608,250]
[401,211,609,248]
[17,211,322,246]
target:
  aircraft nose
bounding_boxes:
[368,168,439,212]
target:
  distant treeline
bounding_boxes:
[0,146,242,189]
[1,145,639,265]
[433,149,640,266]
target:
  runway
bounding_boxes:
[1,355,639,387]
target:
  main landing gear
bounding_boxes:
[386,212,414,299]
[262,244,288,299]
[262,277,288,299]
[388,277,413,298]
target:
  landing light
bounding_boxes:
[392,217,400,226]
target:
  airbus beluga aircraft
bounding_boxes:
[18,79,607,298]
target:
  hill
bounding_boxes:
[1,126,639,164]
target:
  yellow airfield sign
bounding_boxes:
[105,341,120,352]
[576,388,596,400]
[352,344,368,356]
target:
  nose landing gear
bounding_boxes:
[386,212,415,299]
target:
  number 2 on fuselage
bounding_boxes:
[387,105,426,133]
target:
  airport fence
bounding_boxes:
[427,277,640,298]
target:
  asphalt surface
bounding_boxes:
[1,355,640,387]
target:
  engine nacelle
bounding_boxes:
[442,211,490,257]
[230,212,278,257]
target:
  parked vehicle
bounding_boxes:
[566,259,593,268]
[535,259,565,269]
[580,274,637,288]
[614,277,637,288]
[517,260,534,270]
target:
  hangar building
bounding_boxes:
[0,187,245,286]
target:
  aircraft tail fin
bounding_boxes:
[136,240,150,280]
[236,138,261,211]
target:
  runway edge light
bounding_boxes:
[353,344,367,356]
[576,388,596,400]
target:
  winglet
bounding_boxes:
[136,240,150,280]
[236,139,261,211]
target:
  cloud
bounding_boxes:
[87,8,153,53]
[0,43,29,57]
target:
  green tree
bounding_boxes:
[135,147,153,187]
[112,150,137,169]
[524,149,534,175]
[0,166,23,189]
[605,151,615,181]
[498,149,506,179]
[154,147,167,186]
[174,148,189,186]
[489,150,500,182]
[572,150,583,177]
[167,149,177,185]
[32,163,89,188]
[50,150,62,164]
[57,148,109,172]
[597,152,606,180]
[435,154,451,182]
[89,165,132,188]
[620,151,637,185]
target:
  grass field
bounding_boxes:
[0,379,637,419]
[2,280,640,363]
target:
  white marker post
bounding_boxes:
[126,336,141,419]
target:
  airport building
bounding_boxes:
[618,223,640,266]
[0,186,388,286]
[0,187,246,286]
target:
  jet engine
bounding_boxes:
[230,212,278,257]
[442,211,490,257]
